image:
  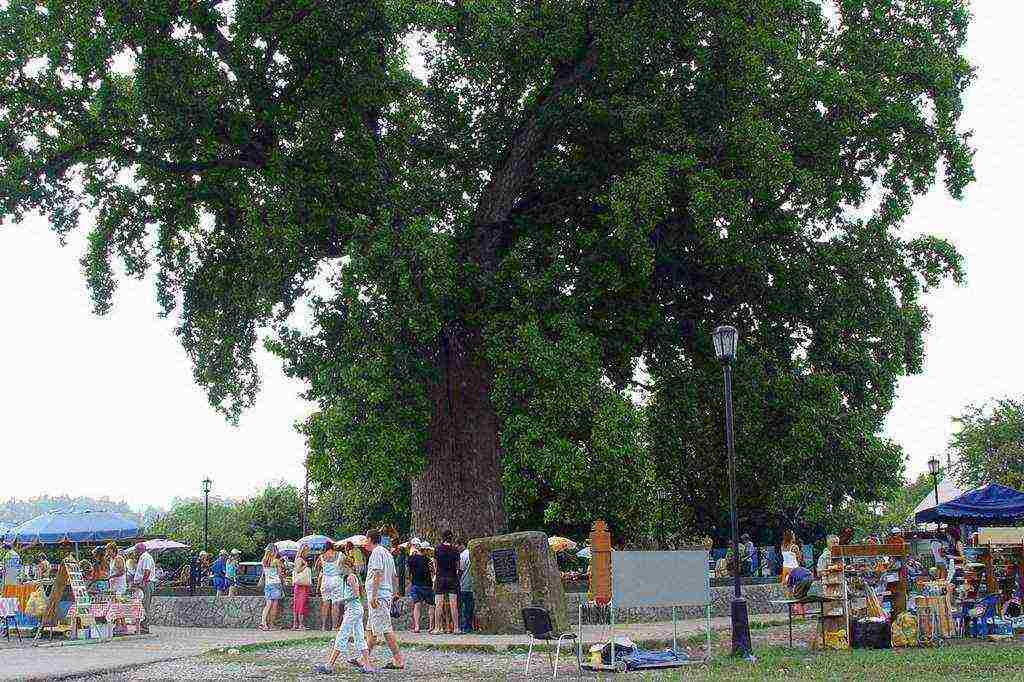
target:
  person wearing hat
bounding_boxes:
[132,542,157,634]
[226,550,240,596]
[406,539,434,633]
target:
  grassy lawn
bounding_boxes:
[668,643,1024,681]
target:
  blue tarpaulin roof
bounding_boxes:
[914,483,1024,525]
[2,508,142,545]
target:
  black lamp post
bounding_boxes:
[713,324,752,659]
[202,478,212,554]
[928,456,941,508]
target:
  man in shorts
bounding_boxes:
[406,539,434,633]
[365,530,404,670]
[433,531,460,634]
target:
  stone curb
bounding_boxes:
[31,633,156,649]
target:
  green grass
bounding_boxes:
[214,634,333,653]
[660,642,1024,681]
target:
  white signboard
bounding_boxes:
[611,550,710,608]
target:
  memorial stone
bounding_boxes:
[469,531,567,634]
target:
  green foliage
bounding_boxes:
[0,495,155,527]
[950,398,1024,490]
[235,482,304,552]
[1,0,975,537]
[839,471,940,539]
[147,497,256,560]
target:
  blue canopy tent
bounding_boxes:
[2,508,142,545]
[914,483,1024,525]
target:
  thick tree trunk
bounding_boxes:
[411,331,507,543]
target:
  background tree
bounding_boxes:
[147,497,256,562]
[950,398,1024,490]
[2,0,974,538]
[236,481,304,550]
[0,495,155,527]
[838,472,940,540]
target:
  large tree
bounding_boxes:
[949,398,1024,490]
[1,0,973,539]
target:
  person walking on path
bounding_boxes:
[292,544,312,630]
[313,554,375,675]
[365,530,404,670]
[226,550,240,596]
[432,531,459,635]
[406,540,434,633]
[458,538,474,634]
[318,542,345,630]
[260,544,284,631]
[132,543,157,634]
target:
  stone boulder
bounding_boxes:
[469,531,567,635]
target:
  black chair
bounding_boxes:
[521,606,581,678]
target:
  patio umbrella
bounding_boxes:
[274,540,300,558]
[3,508,142,545]
[576,547,592,560]
[549,536,578,553]
[143,538,190,552]
[297,534,333,552]
[340,534,369,548]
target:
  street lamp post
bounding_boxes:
[202,478,212,555]
[712,325,752,659]
[928,456,941,507]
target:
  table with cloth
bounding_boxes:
[88,600,144,636]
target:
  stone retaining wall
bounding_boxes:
[568,581,787,624]
[149,582,787,629]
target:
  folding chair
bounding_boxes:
[521,607,581,679]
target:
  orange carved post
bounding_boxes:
[590,519,612,606]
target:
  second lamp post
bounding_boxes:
[202,477,212,555]
[928,455,941,507]
[713,324,753,658]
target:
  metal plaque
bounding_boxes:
[491,548,518,584]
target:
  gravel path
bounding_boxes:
[71,622,817,680]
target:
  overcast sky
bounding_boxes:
[0,4,1018,510]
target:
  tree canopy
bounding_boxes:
[1,0,974,539]
[950,398,1024,490]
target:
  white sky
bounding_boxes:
[0,4,1019,510]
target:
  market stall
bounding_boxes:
[3,509,142,547]
[914,483,1024,526]
[1,509,144,642]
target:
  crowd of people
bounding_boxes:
[245,528,477,675]
[0,538,161,634]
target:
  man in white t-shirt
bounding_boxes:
[365,530,404,670]
[132,543,157,633]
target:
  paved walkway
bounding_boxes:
[1,627,321,681]
[1,614,788,680]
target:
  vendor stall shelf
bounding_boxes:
[833,544,908,646]
[35,557,94,641]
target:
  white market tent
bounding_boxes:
[911,478,968,528]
